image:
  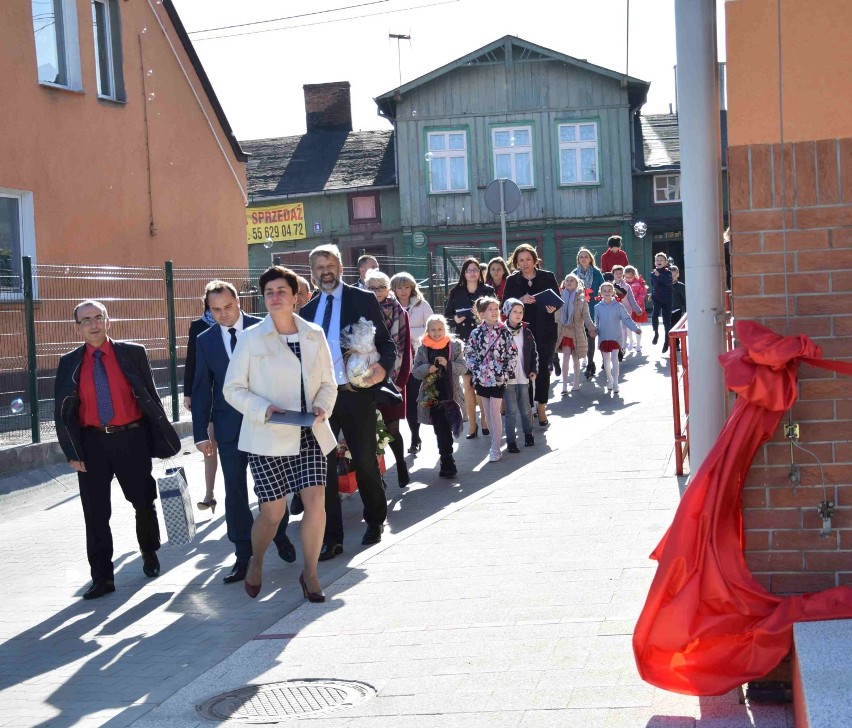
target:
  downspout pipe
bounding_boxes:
[674,0,726,474]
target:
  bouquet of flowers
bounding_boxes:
[341,317,380,388]
[420,370,441,410]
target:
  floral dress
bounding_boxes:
[464,322,518,393]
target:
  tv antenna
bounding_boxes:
[389,32,410,90]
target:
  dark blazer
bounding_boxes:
[191,313,261,445]
[503,269,560,346]
[300,283,396,378]
[183,317,212,397]
[443,282,494,341]
[54,340,181,462]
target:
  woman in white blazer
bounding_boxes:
[224,266,337,602]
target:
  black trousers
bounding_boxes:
[324,388,388,545]
[533,330,556,404]
[431,406,454,457]
[218,440,289,563]
[652,300,673,339]
[78,425,160,582]
[405,376,421,443]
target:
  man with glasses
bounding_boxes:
[299,245,396,560]
[54,300,180,600]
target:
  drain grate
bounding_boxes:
[197,679,376,723]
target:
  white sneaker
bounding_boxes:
[636,346,643,355]
[571,384,579,392]
[489,451,502,463]
[606,378,614,390]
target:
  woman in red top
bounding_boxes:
[485,256,510,302]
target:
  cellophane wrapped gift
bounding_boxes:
[341,317,379,387]
[157,466,196,546]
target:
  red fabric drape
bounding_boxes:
[633,320,852,696]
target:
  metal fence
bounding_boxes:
[0,254,460,448]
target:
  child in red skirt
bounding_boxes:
[593,282,641,394]
[557,274,596,394]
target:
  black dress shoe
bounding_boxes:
[361,524,383,545]
[290,493,304,515]
[223,561,248,584]
[277,540,297,563]
[142,552,160,578]
[318,543,343,562]
[506,442,520,454]
[397,460,410,488]
[407,439,422,454]
[83,579,115,600]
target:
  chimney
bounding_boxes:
[303,82,352,133]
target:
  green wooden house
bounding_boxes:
[374,36,649,279]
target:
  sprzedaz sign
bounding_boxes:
[247,203,307,244]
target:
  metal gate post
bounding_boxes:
[164,261,179,422]
[22,256,40,443]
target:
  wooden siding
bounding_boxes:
[247,190,402,269]
[396,59,634,229]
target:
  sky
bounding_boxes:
[168,0,727,143]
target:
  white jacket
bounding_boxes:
[223,314,338,457]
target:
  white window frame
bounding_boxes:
[32,0,82,91]
[426,130,469,194]
[653,174,682,204]
[0,189,37,296]
[92,0,124,101]
[557,121,600,186]
[491,125,534,188]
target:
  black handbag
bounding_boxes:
[370,376,403,406]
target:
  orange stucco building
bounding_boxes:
[726,0,852,596]
[0,0,247,279]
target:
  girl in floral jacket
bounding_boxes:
[465,296,518,462]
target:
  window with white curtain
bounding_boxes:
[32,0,82,90]
[654,174,682,204]
[557,121,600,185]
[492,125,533,188]
[426,130,469,193]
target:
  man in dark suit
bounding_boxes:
[192,280,295,584]
[54,300,181,600]
[300,244,396,560]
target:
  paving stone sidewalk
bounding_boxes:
[0,342,794,727]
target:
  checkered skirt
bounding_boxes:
[248,427,327,503]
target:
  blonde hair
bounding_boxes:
[390,271,423,302]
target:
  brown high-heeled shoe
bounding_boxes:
[197,498,217,514]
[299,572,326,603]
[244,557,261,599]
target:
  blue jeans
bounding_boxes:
[504,383,533,444]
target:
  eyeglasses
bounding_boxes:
[368,285,388,291]
[77,315,106,327]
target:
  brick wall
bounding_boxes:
[728,137,852,594]
[303,82,352,133]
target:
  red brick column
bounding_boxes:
[728,138,852,594]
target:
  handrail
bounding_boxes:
[669,317,690,476]
[669,298,735,477]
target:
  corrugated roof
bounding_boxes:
[637,111,728,172]
[640,114,681,170]
[241,130,396,201]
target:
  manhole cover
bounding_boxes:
[197,679,376,723]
